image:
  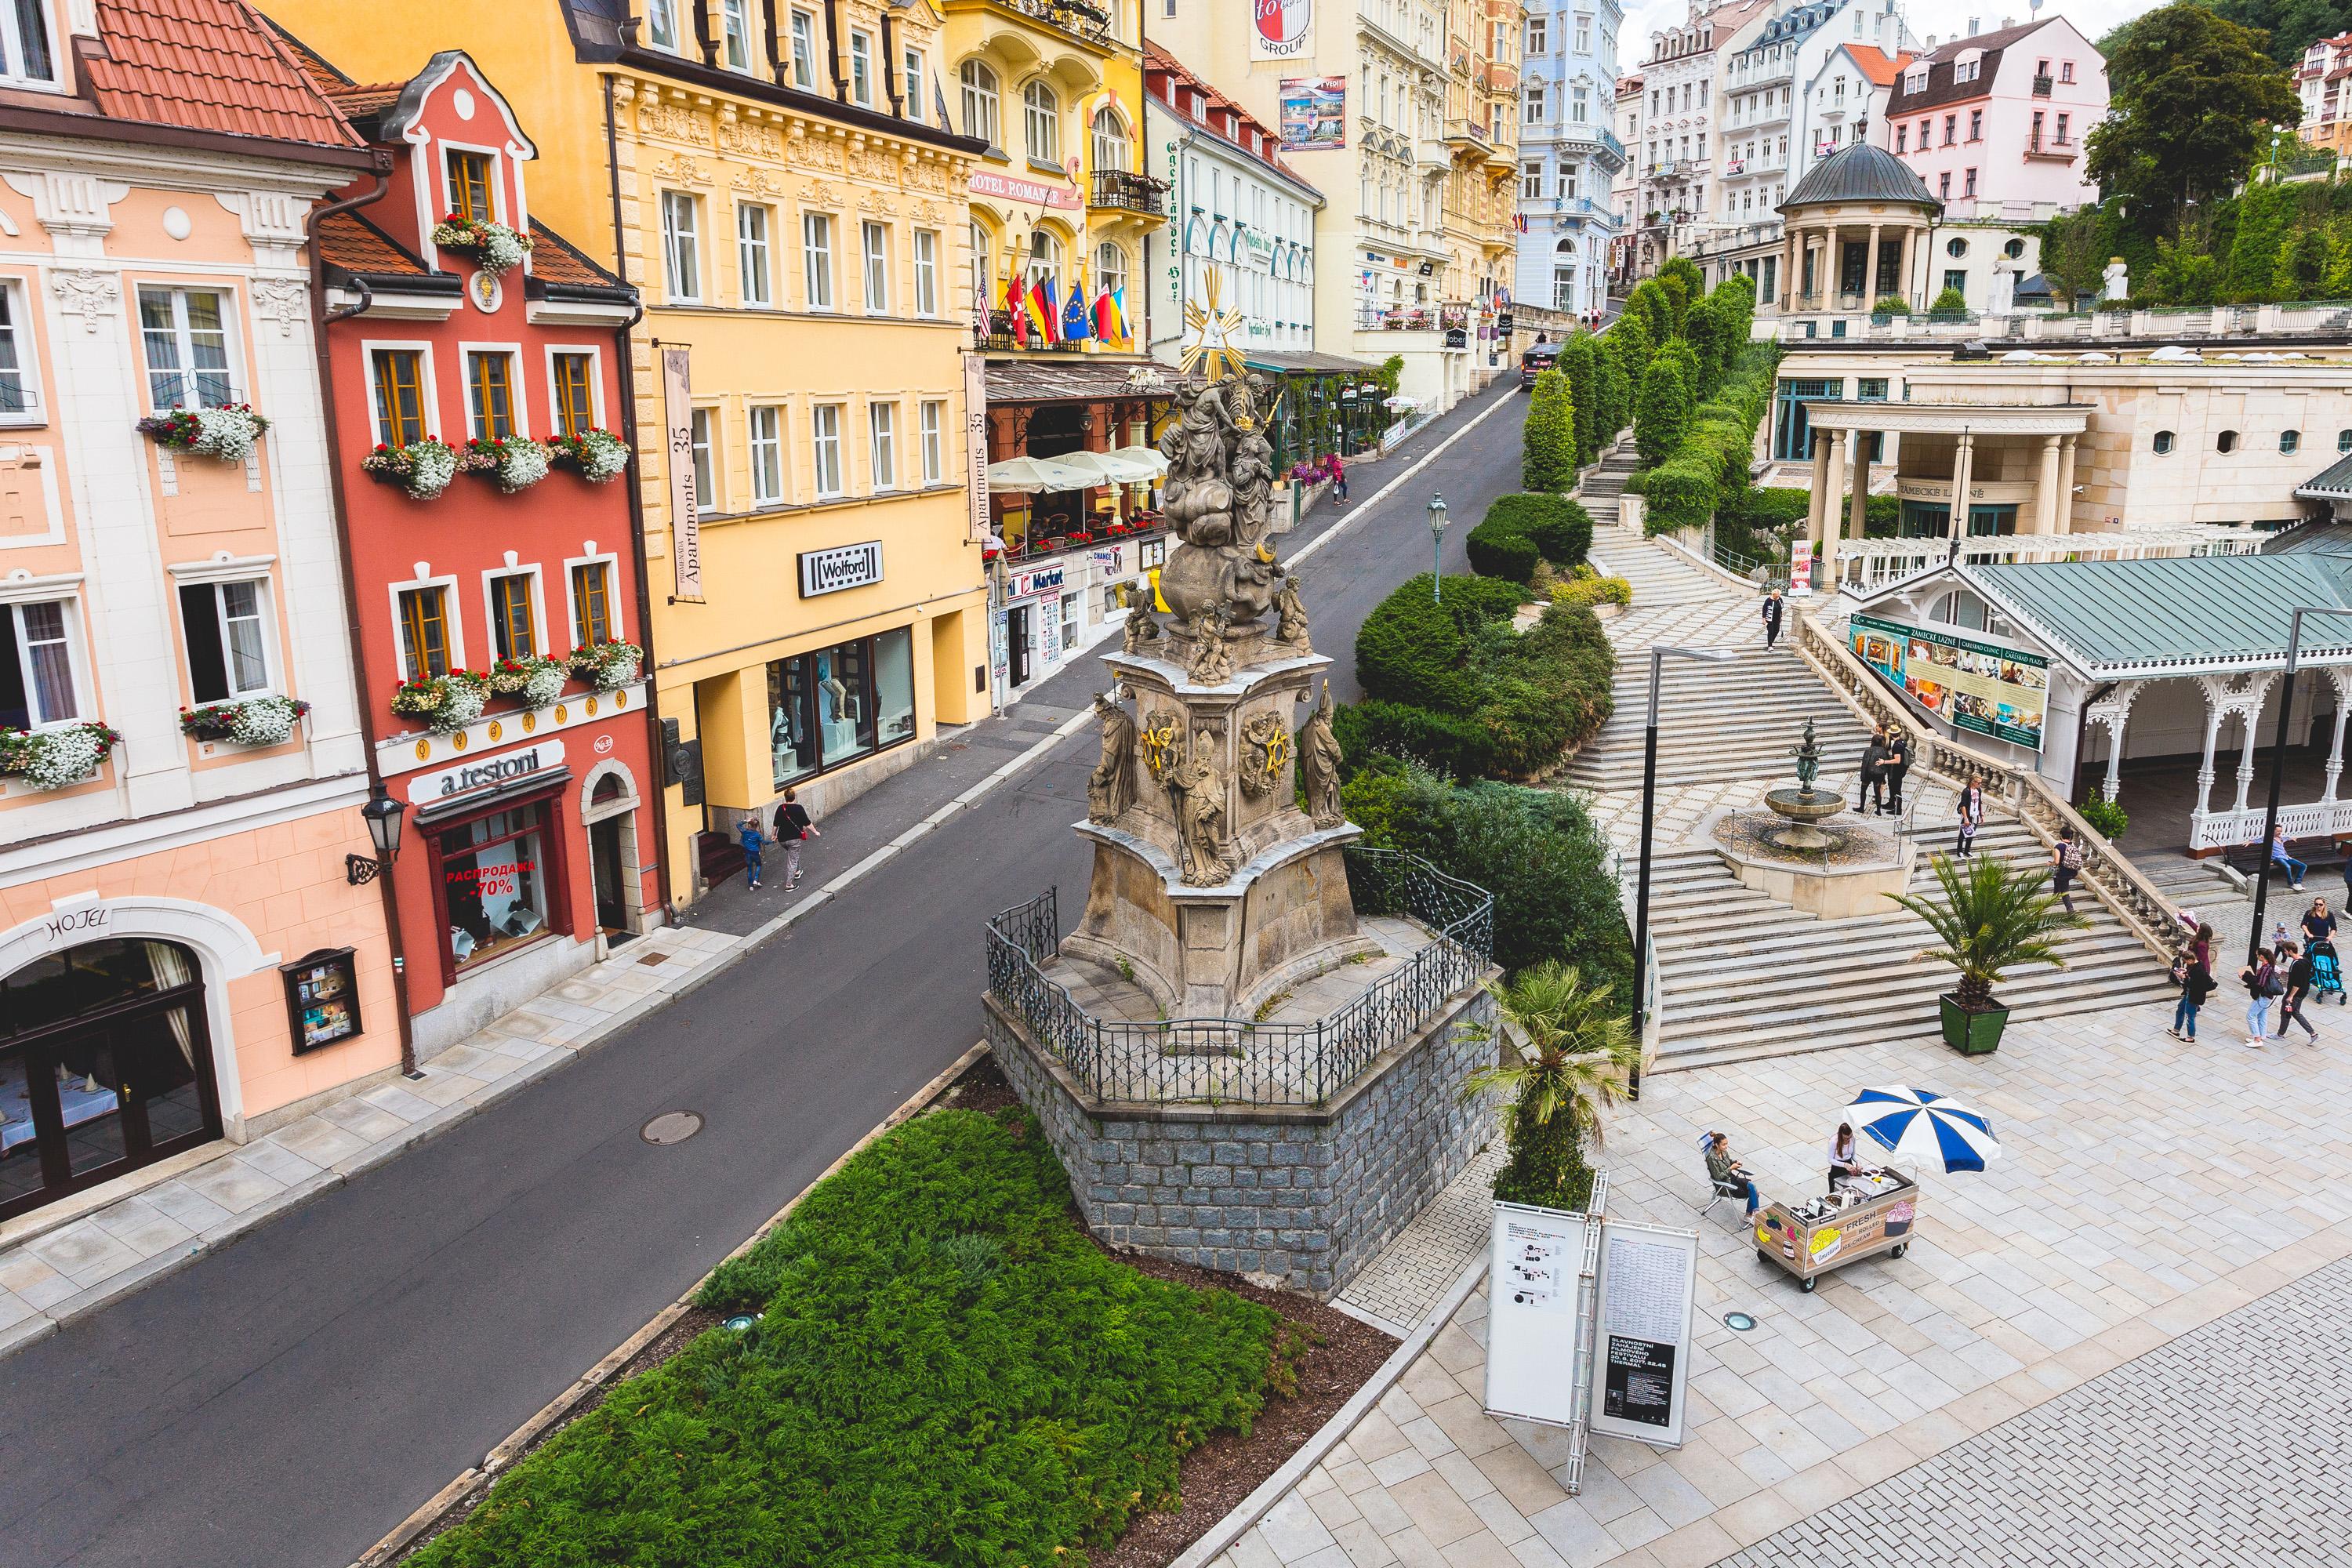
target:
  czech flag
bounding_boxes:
[1004,273,1028,347]
[1094,281,1123,346]
[1027,274,1058,345]
[1062,269,1094,343]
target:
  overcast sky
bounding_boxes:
[1613,0,2170,71]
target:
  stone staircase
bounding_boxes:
[1561,644,1861,790]
[1577,443,1642,521]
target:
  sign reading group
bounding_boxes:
[1254,0,1312,59]
[1849,612,2049,750]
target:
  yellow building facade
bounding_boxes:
[267,0,993,906]
[1445,0,1525,388]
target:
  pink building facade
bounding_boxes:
[1881,17,2103,222]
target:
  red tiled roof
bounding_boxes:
[89,0,363,148]
[1142,40,1316,194]
[1846,46,1911,89]
[527,220,627,292]
[315,210,433,277]
[270,23,405,120]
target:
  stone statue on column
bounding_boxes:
[1302,682,1345,829]
[1087,691,1137,824]
[1168,730,1235,886]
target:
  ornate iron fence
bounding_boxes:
[985,847,1494,1105]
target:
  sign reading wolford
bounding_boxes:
[799,541,884,597]
[1253,0,1312,60]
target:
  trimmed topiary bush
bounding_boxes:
[1334,696,1498,779]
[1634,355,1691,465]
[1559,334,1601,468]
[1467,492,1594,583]
[1356,572,1530,714]
[1523,366,1576,492]
[1465,523,1541,583]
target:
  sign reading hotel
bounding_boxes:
[661,346,702,602]
[967,168,1080,210]
[1253,0,1312,59]
[1851,612,2048,750]
[1278,77,1346,151]
[799,540,884,597]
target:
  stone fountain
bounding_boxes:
[1761,720,1852,849]
[1697,719,1915,919]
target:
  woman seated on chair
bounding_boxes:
[1706,1131,1761,1216]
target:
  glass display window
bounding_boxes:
[437,802,555,970]
[764,625,916,787]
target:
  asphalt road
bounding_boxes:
[0,377,1528,1568]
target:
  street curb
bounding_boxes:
[1287,385,1521,568]
[1168,1250,1493,1568]
[348,1039,991,1568]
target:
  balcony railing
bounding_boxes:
[2031,73,2053,96]
[982,0,1112,47]
[1091,169,1167,215]
[1445,117,1492,148]
[2024,136,2076,161]
[1355,303,1437,331]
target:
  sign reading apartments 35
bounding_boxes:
[1254,0,1312,59]
[799,541,884,598]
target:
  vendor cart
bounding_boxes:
[1753,1168,1918,1291]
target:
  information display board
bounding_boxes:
[1587,1221,1699,1448]
[1849,612,2047,750]
[1483,1201,1590,1428]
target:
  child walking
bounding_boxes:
[738,815,766,891]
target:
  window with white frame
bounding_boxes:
[850,31,874,105]
[570,560,615,647]
[0,1,56,87]
[1576,13,1590,50]
[645,0,680,52]
[920,399,944,484]
[1522,160,1542,199]
[804,212,836,310]
[789,8,818,88]
[811,403,844,497]
[0,286,36,415]
[903,47,925,121]
[488,570,539,660]
[750,405,786,505]
[1526,15,1546,52]
[1026,228,1062,287]
[1094,241,1126,301]
[913,228,939,316]
[1524,85,1544,123]
[661,191,701,303]
[0,596,82,728]
[689,407,716,514]
[720,0,751,69]
[961,60,1000,146]
[1025,80,1060,164]
[972,221,993,310]
[862,221,889,312]
[738,203,773,307]
[1091,107,1129,172]
[178,579,271,703]
[869,401,898,490]
[138,287,233,409]
[396,584,452,681]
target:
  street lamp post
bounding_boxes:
[1428,492,1450,601]
[2248,605,2352,964]
[1629,643,1740,1099]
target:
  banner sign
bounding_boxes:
[1483,1202,1589,1428]
[1588,1221,1699,1448]
[1254,0,1312,59]
[967,167,1080,209]
[661,347,702,602]
[1849,612,2048,750]
[964,351,991,543]
[1278,77,1347,151]
[798,540,884,597]
[406,739,566,806]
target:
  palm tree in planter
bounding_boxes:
[1461,962,1642,1214]
[1887,853,2089,1055]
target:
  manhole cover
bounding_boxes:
[637,951,670,967]
[641,1110,703,1145]
[1723,1311,1758,1332]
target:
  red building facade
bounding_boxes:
[303,49,659,1057]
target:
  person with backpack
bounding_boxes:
[773,786,820,892]
[2243,946,2283,1047]
[737,815,767,892]
[2276,939,2321,1043]
[2051,826,2084,915]
[2169,938,2216,1041]
[1855,728,1888,815]
[1955,773,1986,858]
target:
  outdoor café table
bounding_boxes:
[1753,1167,1919,1292]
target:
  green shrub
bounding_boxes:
[1642,451,1716,533]
[1929,285,1968,318]
[1485,492,1593,565]
[415,1109,1288,1568]
[1634,355,1691,465]
[1552,574,1632,608]
[1334,697,1497,779]
[1356,572,1527,713]
[1523,367,1576,492]
[1717,487,1810,532]
[1871,295,1911,316]
[2078,794,2129,841]
[1559,335,1601,466]
[1464,523,1541,583]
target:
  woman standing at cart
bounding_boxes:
[1828,1122,1868,1194]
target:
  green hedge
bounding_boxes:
[1333,697,1497,779]
[1465,493,1594,583]
[1641,332,1782,538]
[1355,572,1529,714]
[1523,367,1575,492]
[414,1109,1288,1568]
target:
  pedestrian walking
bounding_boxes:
[773,786,820,891]
[2271,825,2307,891]
[2169,937,2215,1041]
[1881,730,1909,817]
[1856,728,1888,815]
[2242,946,2283,1047]
[1329,452,1348,504]
[1760,589,1784,650]
[738,815,766,891]
[2051,826,2084,915]
[2278,939,2321,1041]
[1955,773,1986,858]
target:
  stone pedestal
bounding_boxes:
[1700,806,1915,920]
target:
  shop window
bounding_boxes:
[445,148,492,225]
[179,579,272,703]
[547,351,595,441]
[2153,429,2174,455]
[913,228,939,317]
[372,349,427,447]
[804,212,835,310]
[1060,592,1080,652]
[766,626,914,786]
[2281,430,2302,454]
[398,585,451,680]
[437,802,556,971]
[749,405,786,505]
[466,350,518,441]
[2217,429,2239,454]
[138,287,232,410]
[488,572,537,660]
[0,597,83,729]
[570,561,613,647]
[870,401,898,490]
[689,408,717,513]
[789,9,817,89]
[812,403,844,497]
[660,191,701,303]
[737,203,774,307]
[920,400,945,484]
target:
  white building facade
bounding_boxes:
[1515,0,1628,314]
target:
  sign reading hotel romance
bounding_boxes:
[1850,612,2049,750]
[1588,1222,1700,1448]
[1253,0,1312,59]
[1278,77,1347,151]
[799,540,884,597]
[406,740,566,806]
[967,168,1080,209]
[964,352,991,544]
[661,347,702,602]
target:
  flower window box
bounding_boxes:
[430,215,533,276]
[390,670,490,734]
[0,722,120,791]
[566,639,643,692]
[488,655,569,709]
[362,437,463,500]
[136,404,270,463]
[463,436,552,493]
[180,695,309,746]
[550,429,631,483]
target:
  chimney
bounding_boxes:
[1966,16,1980,34]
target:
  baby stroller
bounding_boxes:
[2313,940,2347,1005]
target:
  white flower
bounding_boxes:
[522,662,568,708]
[190,405,264,463]
[22,727,101,790]
[570,429,631,482]
[479,225,528,275]
[434,681,488,732]
[408,441,459,499]
[227,698,298,747]
[492,438,551,493]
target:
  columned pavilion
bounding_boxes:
[1773,143,1942,314]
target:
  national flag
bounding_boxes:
[1109,284,1131,346]
[1025,274,1056,344]
[1004,272,1028,347]
[1093,281,1119,343]
[1062,268,1094,343]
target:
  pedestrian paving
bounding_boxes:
[1334,1144,1505,1336]
[1203,997,2352,1568]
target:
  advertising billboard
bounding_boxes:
[1849,613,2048,750]
[1254,0,1313,59]
[1278,76,1347,151]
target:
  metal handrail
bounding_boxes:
[985,847,1495,1105]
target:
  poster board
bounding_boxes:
[1278,78,1347,151]
[660,346,702,602]
[282,947,361,1055]
[1483,1201,1589,1428]
[1849,612,2047,750]
[1587,1221,1699,1448]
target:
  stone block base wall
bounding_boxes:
[984,985,1497,1298]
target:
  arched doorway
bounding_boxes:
[583,764,642,944]
[0,938,219,1221]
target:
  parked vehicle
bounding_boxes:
[1519,341,1563,388]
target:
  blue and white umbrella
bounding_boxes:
[1846,1087,2002,1174]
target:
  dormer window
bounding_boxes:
[0,0,56,88]
[644,0,680,53]
[445,149,492,225]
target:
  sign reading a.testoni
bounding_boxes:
[406,739,566,806]
[799,540,884,597]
